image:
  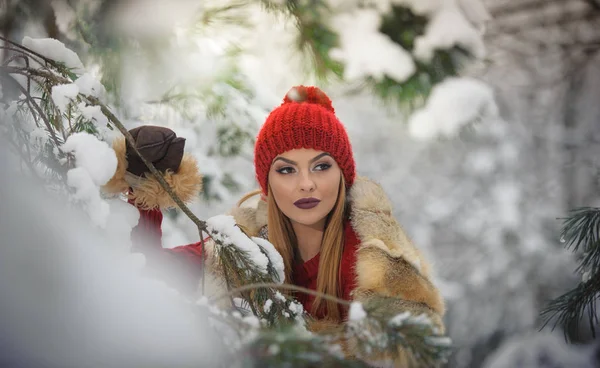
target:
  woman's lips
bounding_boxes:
[294,198,321,209]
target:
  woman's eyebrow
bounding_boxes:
[272,153,331,166]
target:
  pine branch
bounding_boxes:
[214,283,451,366]
[348,296,451,367]
[541,275,600,340]
[234,325,372,367]
[541,207,600,340]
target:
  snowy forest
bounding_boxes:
[1,0,599,367]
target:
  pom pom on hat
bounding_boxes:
[254,85,355,195]
[284,86,334,113]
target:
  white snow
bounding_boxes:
[425,336,452,347]
[78,103,109,128]
[242,315,261,328]
[329,9,415,83]
[62,132,117,185]
[252,236,285,283]
[388,311,411,326]
[413,2,486,62]
[75,73,106,99]
[51,83,79,114]
[348,301,367,322]
[105,198,141,251]
[29,128,49,148]
[408,77,498,140]
[206,215,269,274]
[66,167,111,228]
[62,133,118,228]
[263,299,273,313]
[22,36,85,74]
[288,300,304,316]
[274,291,287,302]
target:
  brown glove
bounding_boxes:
[102,125,203,210]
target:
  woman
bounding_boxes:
[103,86,445,363]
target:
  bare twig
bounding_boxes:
[0,36,54,65]
[200,232,207,296]
[211,282,353,307]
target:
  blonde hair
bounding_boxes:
[267,176,347,321]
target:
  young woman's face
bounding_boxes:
[268,148,341,228]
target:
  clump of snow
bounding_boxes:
[425,335,452,347]
[104,198,140,251]
[263,299,273,313]
[62,133,117,227]
[207,215,269,274]
[79,104,109,125]
[274,291,287,302]
[413,2,485,62]
[348,301,367,321]
[252,236,285,283]
[408,77,498,140]
[388,311,411,326]
[22,36,84,74]
[330,9,415,83]
[288,300,304,316]
[66,167,110,228]
[62,132,117,185]
[51,83,79,113]
[75,73,106,99]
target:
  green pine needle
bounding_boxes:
[541,207,600,340]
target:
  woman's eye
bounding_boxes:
[314,163,331,171]
[276,167,295,174]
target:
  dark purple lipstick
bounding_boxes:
[294,197,321,209]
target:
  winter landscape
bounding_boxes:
[1,0,599,367]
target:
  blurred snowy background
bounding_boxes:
[1,0,600,366]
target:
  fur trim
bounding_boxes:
[102,137,129,194]
[130,153,203,210]
[102,137,203,209]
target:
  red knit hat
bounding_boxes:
[254,86,356,195]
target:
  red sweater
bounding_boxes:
[132,206,359,320]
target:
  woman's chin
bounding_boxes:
[289,213,327,228]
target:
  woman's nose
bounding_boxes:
[298,172,316,192]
